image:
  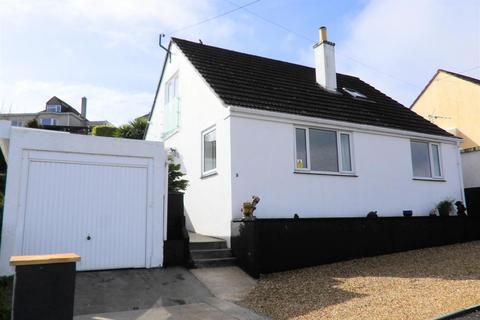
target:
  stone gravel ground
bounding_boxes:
[243,241,480,320]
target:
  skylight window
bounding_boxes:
[342,87,367,99]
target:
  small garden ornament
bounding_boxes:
[366,211,378,218]
[455,201,467,216]
[241,196,260,220]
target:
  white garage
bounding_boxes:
[0,121,166,275]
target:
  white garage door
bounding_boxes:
[21,151,151,271]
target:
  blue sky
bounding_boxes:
[1,0,479,125]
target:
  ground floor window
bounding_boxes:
[202,126,216,175]
[295,127,353,174]
[410,140,442,178]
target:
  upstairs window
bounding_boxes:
[410,141,442,178]
[46,105,61,112]
[295,127,353,174]
[40,118,57,126]
[162,74,180,139]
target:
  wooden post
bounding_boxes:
[10,253,80,320]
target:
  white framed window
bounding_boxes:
[201,126,216,176]
[46,105,61,112]
[165,74,178,105]
[294,126,354,174]
[11,120,22,127]
[162,73,180,138]
[410,140,443,179]
[40,118,57,126]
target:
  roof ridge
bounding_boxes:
[438,69,480,85]
[171,37,358,79]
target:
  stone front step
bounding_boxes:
[193,257,237,268]
[189,240,227,251]
[191,248,233,260]
[189,233,235,268]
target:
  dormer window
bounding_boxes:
[46,105,61,112]
[342,87,367,99]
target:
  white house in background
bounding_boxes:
[145,27,464,242]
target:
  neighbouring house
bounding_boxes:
[411,69,480,149]
[411,70,480,214]
[145,27,465,242]
[0,96,110,133]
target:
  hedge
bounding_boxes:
[92,125,119,137]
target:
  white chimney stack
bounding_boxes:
[81,97,87,119]
[314,26,337,91]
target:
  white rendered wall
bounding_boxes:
[146,43,232,241]
[230,115,464,219]
[461,150,480,188]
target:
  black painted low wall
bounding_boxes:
[465,188,480,217]
[164,192,192,267]
[231,216,480,278]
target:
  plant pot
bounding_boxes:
[438,208,451,217]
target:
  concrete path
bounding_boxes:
[191,266,257,302]
[74,297,264,320]
[73,267,268,320]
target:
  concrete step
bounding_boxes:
[191,248,233,260]
[189,240,227,251]
[193,257,237,268]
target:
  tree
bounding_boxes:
[25,119,41,128]
[168,155,188,193]
[118,117,147,140]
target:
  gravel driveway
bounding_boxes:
[243,241,480,320]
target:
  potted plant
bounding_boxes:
[437,199,453,217]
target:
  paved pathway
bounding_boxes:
[73,267,267,320]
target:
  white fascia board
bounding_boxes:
[228,106,462,145]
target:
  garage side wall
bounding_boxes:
[0,123,166,275]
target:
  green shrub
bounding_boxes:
[92,125,119,137]
[118,118,147,140]
[25,119,41,128]
[0,276,12,320]
[168,155,188,193]
[437,199,453,217]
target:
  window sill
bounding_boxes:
[412,177,446,182]
[294,171,358,177]
[201,171,218,179]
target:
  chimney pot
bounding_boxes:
[81,97,87,119]
[319,26,327,42]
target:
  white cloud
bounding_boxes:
[0,0,245,52]
[0,80,152,125]
[0,0,255,125]
[338,0,480,106]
